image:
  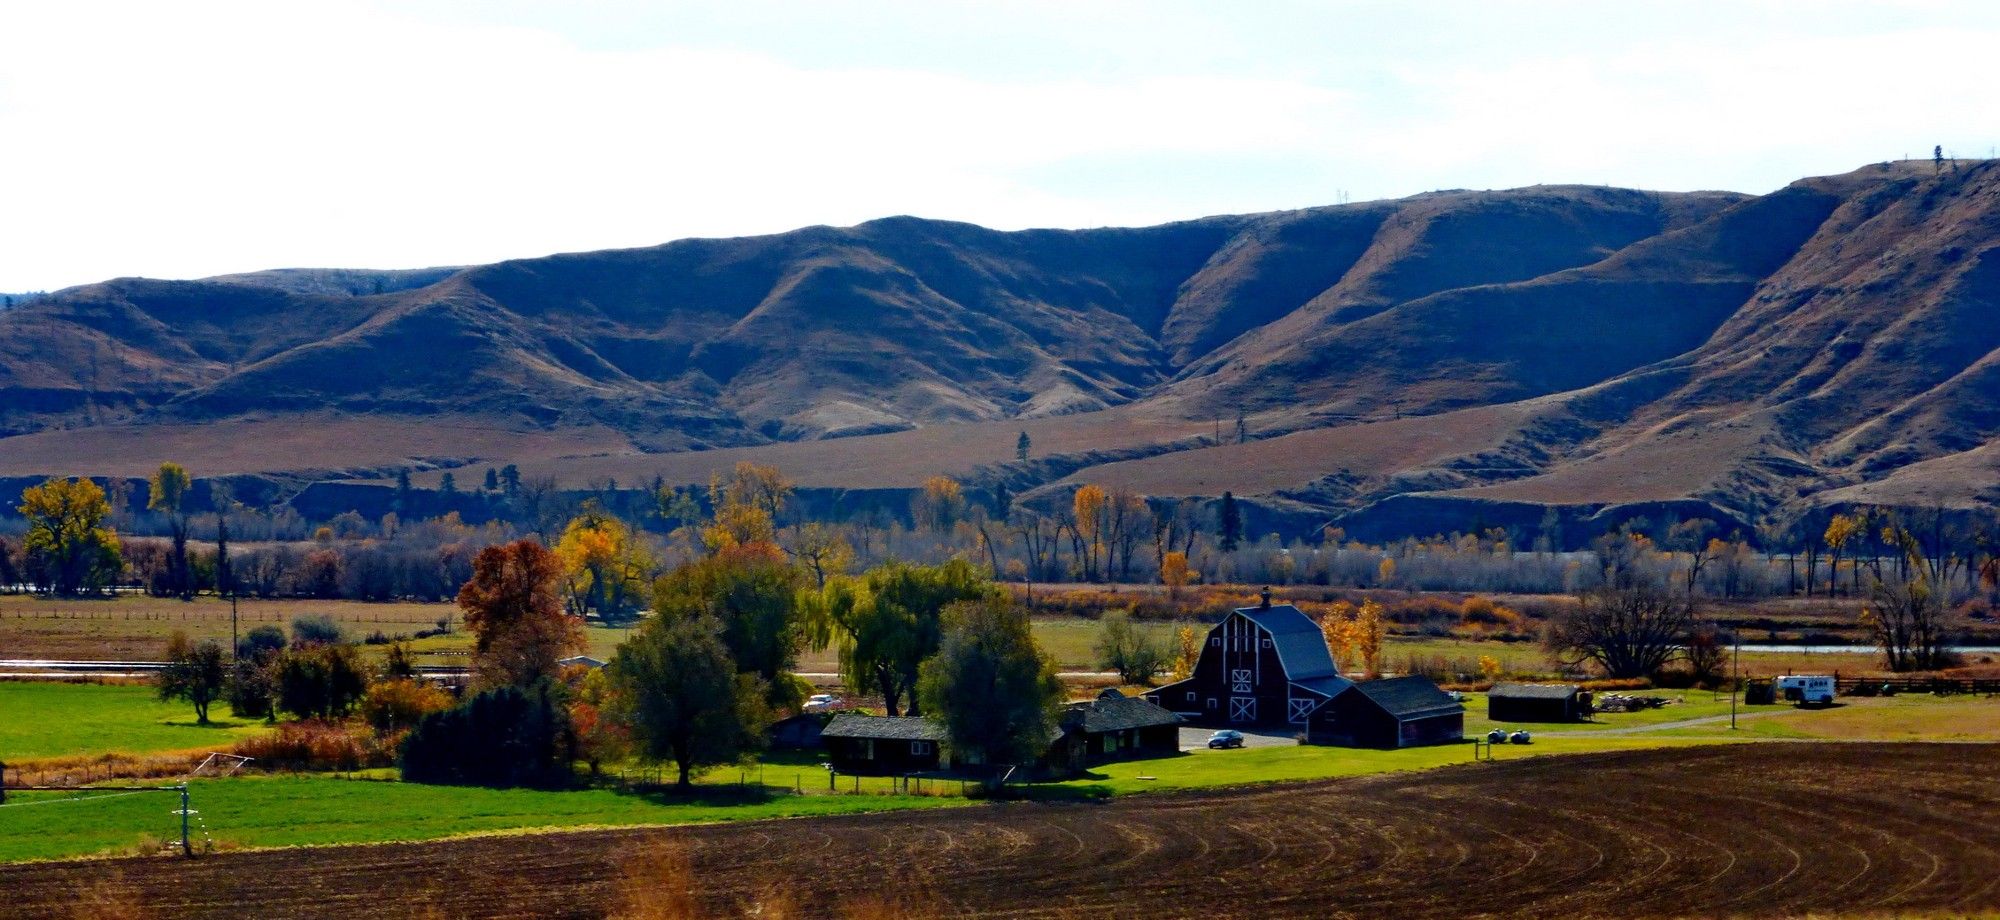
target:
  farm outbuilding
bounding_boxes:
[820,715,945,774]
[1487,683,1590,722]
[1308,676,1465,748]
[1048,689,1182,772]
[1146,591,1353,730]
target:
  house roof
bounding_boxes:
[1354,676,1465,720]
[1489,682,1581,700]
[1236,604,1340,680]
[819,714,945,742]
[1067,693,1182,733]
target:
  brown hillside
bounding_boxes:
[1,162,1996,539]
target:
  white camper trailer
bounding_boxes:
[1773,675,1836,706]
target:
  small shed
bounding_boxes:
[820,715,945,774]
[1487,683,1590,722]
[1309,676,1465,748]
[1048,689,1182,772]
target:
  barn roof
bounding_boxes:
[1066,692,1182,733]
[1236,603,1340,680]
[1489,682,1581,700]
[820,714,945,742]
[1354,676,1465,720]
[1292,675,1356,698]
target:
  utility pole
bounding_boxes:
[230,593,239,661]
[176,784,193,857]
[1730,634,1741,730]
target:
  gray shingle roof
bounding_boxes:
[1489,682,1581,700]
[819,714,945,742]
[1355,676,1465,719]
[1237,604,1340,680]
[1069,694,1182,733]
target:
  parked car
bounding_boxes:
[803,694,839,711]
[1207,730,1246,749]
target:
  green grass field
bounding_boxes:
[0,775,966,863]
[0,681,269,760]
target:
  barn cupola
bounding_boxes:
[1260,587,1272,609]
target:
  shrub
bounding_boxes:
[291,613,346,647]
[361,678,452,733]
[231,720,389,771]
[236,624,286,659]
[400,683,570,787]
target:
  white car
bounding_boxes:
[803,694,839,711]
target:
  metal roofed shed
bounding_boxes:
[1487,683,1591,722]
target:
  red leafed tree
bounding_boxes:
[457,539,584,689]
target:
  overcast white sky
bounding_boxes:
[2,1,1996,292]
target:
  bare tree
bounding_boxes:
[1546,577,1694,679]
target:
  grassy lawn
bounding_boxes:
[1650,693,2000,743]
[0,774,967,863]
[0,681,268,760]
[1460,690,1746,735]
[1035,733,1747,798]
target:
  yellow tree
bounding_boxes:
[703,462,790,552]
[1357,599,1386,678]
[1321,600,1358,671]
[915,476,965,533]
[148,461,194,598]
[785,522,853,588]
[1169,624,1200,681]
[1160,550,1191,601]
[19,477,122,596]
[1072,484,1107,581]
[1824,513,1862,598]
[555,503,652,621]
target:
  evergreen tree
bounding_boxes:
[440,472,457,496]
[1016,431,1031,462]
[1218,491,1242,553]
[483,467,500,492]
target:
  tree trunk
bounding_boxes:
[677,760,692,789]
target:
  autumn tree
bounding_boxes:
[653,542,808,707]
[1072,484,1108,581]
[704,462,791,551]
[1094,610,1167,685]
[1824,513,1862,598]
[457,539,585,690]
[158,632,227,724]
[18,476,122,596]
[1321,601,1358,671]
[1356,599,1386,678]
[609,611,770,788]
[915,476,966,533]
[801,558,992,717]
[1160,551,1191,601]
[148,462,194,598]
[1169,623,1200,681]
[784,522,853,588]
[917,595,1062,779]
[555,502,652,622]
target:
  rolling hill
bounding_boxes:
[2,160,1995,540]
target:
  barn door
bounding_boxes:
[1287,698,1317,724]
[1229,697,1256,722]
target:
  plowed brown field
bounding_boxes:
[6,743,1999,919]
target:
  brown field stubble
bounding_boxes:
[4,743,1999,919]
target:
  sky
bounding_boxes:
[2,1,1997,292]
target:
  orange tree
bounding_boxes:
[457,539,585,689]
